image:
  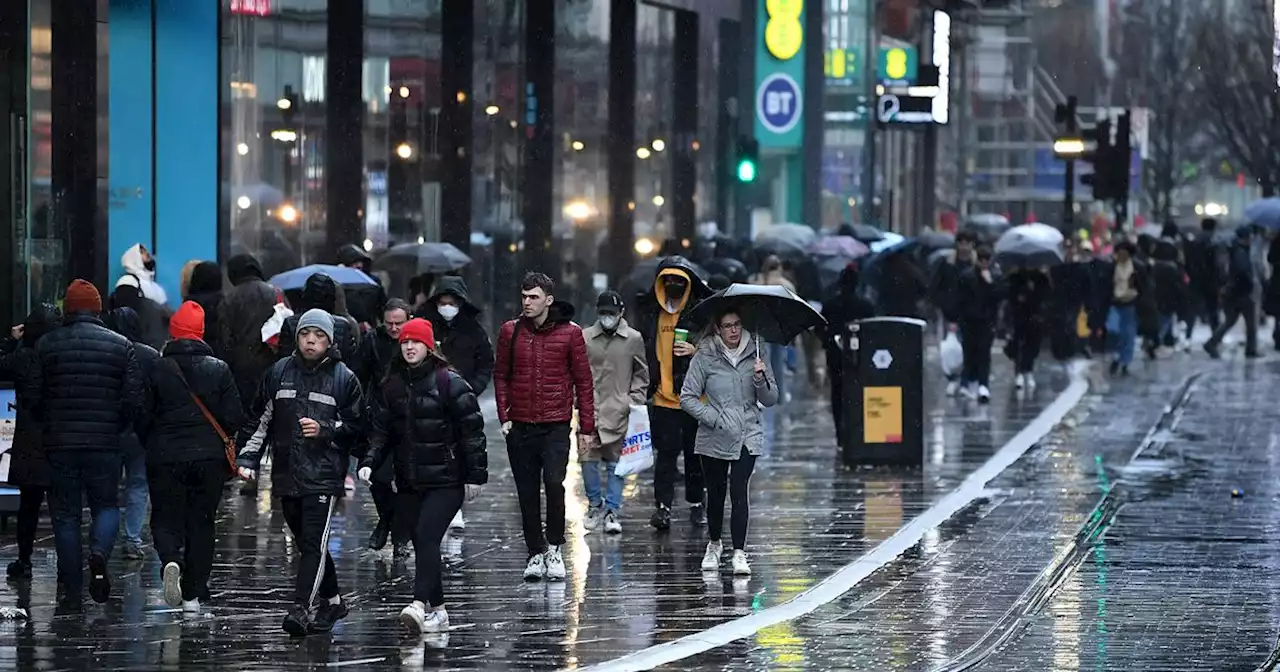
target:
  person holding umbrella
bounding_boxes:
[680,307,778,576]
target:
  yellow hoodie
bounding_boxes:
[653,268,693,409]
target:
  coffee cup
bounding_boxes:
[674,328,690,343]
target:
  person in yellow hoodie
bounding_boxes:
[635,256,713,530]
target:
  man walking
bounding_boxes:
[635,256,711,530]
[495,273,595,582]
[580,291,649,535]
[236,309,363,636]
[1205,226,1260,359]
[31,280,143,607]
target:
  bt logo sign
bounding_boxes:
[756,73,803,134]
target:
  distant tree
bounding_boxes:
[1188,2,1280,196]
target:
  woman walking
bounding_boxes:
[2,304,62,580]
[680,309,778,576]
[145,301,243,612]
[359,318,487,636]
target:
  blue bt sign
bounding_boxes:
[756,73,803,135]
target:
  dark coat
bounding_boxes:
[1266,238,1280,317]
[421,276,495,395]
[31,313,144,453]
[220,254,280,408]
[105,307,163,456]
[185,260,225,358]
[1006,270,1051,326]
[352,326,399,390]
[930,257,974,323]
[634,256,713,401]
[956,267,1002,331]
[362,358,487,491]
[0,304,61,487]
[146,339,243,466]
[236,351,363,498]
[1226,241,1257,304]
[278,274,361,362]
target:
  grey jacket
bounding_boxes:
[679,333,778,460]
[584,319,650,457]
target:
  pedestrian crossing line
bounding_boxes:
[572,360,1093,672]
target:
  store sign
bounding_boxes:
[230,0,271,16]
[877,46,918,85]
[754,0,806,148]
[874,12,949,127]
[931,10,951,124]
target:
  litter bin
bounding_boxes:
[840,317,925,467]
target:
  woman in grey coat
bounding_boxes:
[680,308,778,575]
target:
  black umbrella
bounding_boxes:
[703,257,750,283]
[916,230,955,252]
[377,242,472,273]
[688,283,826,352]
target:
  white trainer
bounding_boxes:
[732,550,752,576]
[400,600,426,634]
[181,598,200,615]
[977,385,991,402]
[544,546,566,581]
[583,506,602,531]
[1014,373,1025,389]
[603,510,622,535]
[523,553,546,581]
[701,541,723,572]
[421,608,450,633]
[162,562,182,608]
[448,510,465,531]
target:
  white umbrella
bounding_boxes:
[994,223,1065,269]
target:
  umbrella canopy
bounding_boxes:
[844,223,886,243]
[869,231,908,254]
[1245,197,1280,230]
[753,223,819,255]
[915,230,955,252]
[688,283,826,345]
[268,264,378,291]
[703,257,750,284]
[377,242,472,274]
[994,223,1065,270]
[962,214,1012,241]
[810,235,871,259]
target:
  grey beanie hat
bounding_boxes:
[296,308,336,343]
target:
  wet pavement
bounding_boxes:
[0,351,1075,670]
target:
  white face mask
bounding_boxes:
[600,315,619,331]
[437,305,460,321]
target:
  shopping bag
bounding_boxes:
[614,405,654,477]
[939,332,963,376]
[261,302,294,347]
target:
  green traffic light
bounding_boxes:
[737,159,757,183]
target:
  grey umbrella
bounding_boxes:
[753,223,819,255]
[377,242,472,274]
[994,223,1065,270]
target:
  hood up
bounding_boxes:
[22,303,62,347]
[648,255,710,314]
[105,306,144,344]
[295,273,351,316]
[187,261,224,296]
[427,276,480,315]
[121,243,153,280]
[226,253,266,285]
[337,244,372,268]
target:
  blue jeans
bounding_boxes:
[48,451,123,591]
[1113,305,1138,366]
[121,444,149,545]
[582,459,623,512]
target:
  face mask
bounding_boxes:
[600,315,619,331]
[437,305,460,321]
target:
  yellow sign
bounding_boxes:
[764,0,803,61]
[863,386,903,444]
[884,48,909,80]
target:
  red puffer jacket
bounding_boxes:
[495,301,596,435]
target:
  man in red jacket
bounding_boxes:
[495,272,595,582]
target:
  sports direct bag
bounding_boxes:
[939,331,963,376]
[614,405,654,477]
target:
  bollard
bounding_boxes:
[840,317,925,467]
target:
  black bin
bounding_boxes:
[840,317,925,467]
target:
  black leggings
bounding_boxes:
[371,481,410,544]
[16,487,47,563]
[701,447,757,551]
[397,487,465,607]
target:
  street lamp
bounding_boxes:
[634,237,656,255]
[485,105,500,116]
[236,142,249,156]
[636,147,652,160]
[236,196,251,210]
[652,195,665,207]
[571,140,585,151]
[277,203,299,223]
[651,138,666,152]
[1052,137,1086,157]
[564,199,594,222]
[396,142,413,160]
[276,97,292,110]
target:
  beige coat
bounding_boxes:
[583,318,650,461]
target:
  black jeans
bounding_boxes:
[701,447,757,551]
[147,459,228,601]
[371,481,409,544]
[397,487,464,607]
[281,494,340,606]
[960,326,994,387]
[506,423,570,556]
[1011,322,1042,374]
[16,487,48,563]
[48,450,122,592]
[649,405,704,509]
[1208,299,1259,354]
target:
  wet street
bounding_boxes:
[2,350,1280,670]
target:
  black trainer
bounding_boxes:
[309,600,350,633]
[6,560,31,581]
[649,505,672,531]
[368,520,390,551]
[283,605,311,637]
[87,553,111,604]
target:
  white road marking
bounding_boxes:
[573,360,1091,672]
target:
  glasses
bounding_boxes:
[718,321,742,331]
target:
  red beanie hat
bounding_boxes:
[398,317,436,347]
[169,301,206,341]
[64,279,102,314]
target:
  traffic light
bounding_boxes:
[1078,113,1133,203]
[1078,118,1112,198]
[735,135,759,183]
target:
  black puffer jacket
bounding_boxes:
[363,358,487,491]
[236,351,363,498]
[352,326,398,389]
[279,274,360,361]
[220,254,280,408]
[32,313,144,452]
[1,304,61,487]
[185,261,226,358]
[105,307,163,455]
[147,339,243,466]
[420,277,495,395]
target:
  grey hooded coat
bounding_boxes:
[679,333,778,460]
